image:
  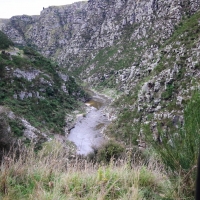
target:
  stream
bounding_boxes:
[67,91,110,155]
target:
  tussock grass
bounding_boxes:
[0,140,172,200]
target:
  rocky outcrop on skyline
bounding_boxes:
[1,0,199,69]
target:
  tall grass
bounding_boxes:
[0,140,172,200]
[148,91,200,199]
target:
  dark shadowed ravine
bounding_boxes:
[67,91,111,155]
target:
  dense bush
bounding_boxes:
[0,31,14,49]
[23,46,38,56]
[96,140,125,163]
[161,84,174,100]
[9,120,25,137]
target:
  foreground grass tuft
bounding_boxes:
[0,141,172,200]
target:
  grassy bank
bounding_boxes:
[0,141,173,200]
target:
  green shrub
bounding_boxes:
[12,55,31,66]
[23,46,39,56]
[0,31,14,49]
[195,63,200,69]
[9,120,25,137]
[161,84,174,100]
[97,141,125,163]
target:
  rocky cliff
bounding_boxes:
[1,0,200,146]
[1,0,199,86]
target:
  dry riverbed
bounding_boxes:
[67,90,111,155]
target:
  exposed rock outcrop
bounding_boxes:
[1,0,199,72]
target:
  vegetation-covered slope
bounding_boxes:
[105,10,200,145]
[0,31,14,49]
[0,31,88,150]
[0,1,200,199]
[1,90,200,199]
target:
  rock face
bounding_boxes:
[1,0,199,93]
[0,106,47,148]
[0,104,56,161]
[1,0,199,70]
[1,0,200,145]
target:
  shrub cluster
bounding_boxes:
[0,31,14,49]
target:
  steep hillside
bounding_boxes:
[1,1,199,83]
[106,10,200,145]
[1,0,200,199]
[0,31,88,153]
[1,0,200,153]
